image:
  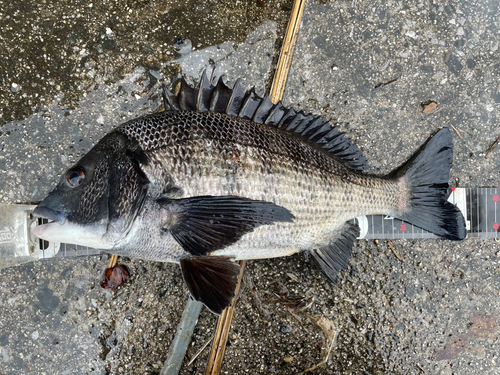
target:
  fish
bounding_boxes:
[32,73,466,314]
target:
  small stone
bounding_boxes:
[279,324,292,333]
[405,30,417,39]
[11,83,21,93]
[283,356,292,363]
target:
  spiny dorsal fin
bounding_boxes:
[164,72,368,171]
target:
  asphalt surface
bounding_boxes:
[1,0,499,374]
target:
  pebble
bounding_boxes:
[11,83,21,93]
[279,324,292,333]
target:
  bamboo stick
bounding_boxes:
[205,1,307,373]
[269,0,307,104]
[205,260,246,375]
[108,254,118,268]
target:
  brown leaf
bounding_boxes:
[315,316,337,342]
[269,281,305,307]
[270,281,289,297]
[101,264,130,289]
[422,100,438,114]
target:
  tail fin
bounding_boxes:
[392,128,466,240]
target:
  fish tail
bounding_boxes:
[390,128,466,240]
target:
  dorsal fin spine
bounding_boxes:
[264,102,286,126]
[196,71,213,111]
[166,75,368,170]
[226,79,246,116]
[252,94,275,124]
[179,78,197,111]
[238,88,260,119]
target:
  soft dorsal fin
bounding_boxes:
[163,72,368,171]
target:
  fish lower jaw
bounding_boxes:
[32,221,114,249]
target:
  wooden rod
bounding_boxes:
[205,260,246,375]
[205,2,307,373]
[269,0,307,104]
[108,254,118,268]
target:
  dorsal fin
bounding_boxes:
[163,74,368,171]
[196,71,214,112]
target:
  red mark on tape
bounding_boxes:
[493,223,499,230]
[494,195,499,202]
[400,224,407,231]
[451,187,456,192]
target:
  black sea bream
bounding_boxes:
[33,74,466,313]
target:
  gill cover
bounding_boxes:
[34,131,149,242]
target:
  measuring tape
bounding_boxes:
[0,187,496,270]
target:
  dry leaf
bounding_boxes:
[316,316,337,342]
[422,100,438,114]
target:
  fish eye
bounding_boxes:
[65,167,86,188]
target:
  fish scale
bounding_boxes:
[32,74,466,313]
[112,110,404,260]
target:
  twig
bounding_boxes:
[373,78,398,89]
[430,106,444,115]
[451,125,463,139]
[416,363,426,373]
[485,136,500,157]
[257,0,265,7]
[188,334,214,366]
[288,308,303,324]
[386,240,404,262]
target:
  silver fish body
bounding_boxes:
[110,110,398,261]
[33,75,466,313]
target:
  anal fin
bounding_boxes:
[180,256,240,314]
[309,221,360,284]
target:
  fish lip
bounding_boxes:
[32,206,68,239]
[32,220,63,239]
[32,206,67,223]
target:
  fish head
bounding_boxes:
[33,131,149,249]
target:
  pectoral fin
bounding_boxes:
[309,221,360,284]
[180,255,240,314]
[159,195,294,256]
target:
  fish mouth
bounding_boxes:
[32,206,67,239]
[31,205,114,249]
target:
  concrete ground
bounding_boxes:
[1,0,499,374]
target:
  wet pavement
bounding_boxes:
[1,0,499,374]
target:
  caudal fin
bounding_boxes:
[392,128,466,240]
